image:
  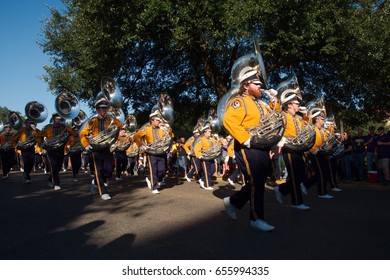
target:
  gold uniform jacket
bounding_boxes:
[0,132,18,149]
[79,117,122,148]
[194,135,219,159]
[282,112,306,138]
[133,124,174,147]
[223,94,272,144]
[37,124,74,147]
[183,136,195,155]
[309,126,331,153]
[227,139,234,158]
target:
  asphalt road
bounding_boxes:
[1,168,389,260]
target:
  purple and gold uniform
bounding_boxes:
[0,125,18,177]
[223,92,274,225]
[80,114,122,197]
[194,130,219,189]
[277,109,309,207]
[134,116,174,192]
[37,117,74,189]
[15,122,40,182]
[184,133,201,181]
[306,117,333,197]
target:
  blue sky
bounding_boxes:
[0,0,91,127]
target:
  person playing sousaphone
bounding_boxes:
[183,125,201,182]
[193,122,220,190]
[0,123,18,179]
[66,125,84,182]
[113,127,131,181]
[273,89,313,210]
[15,119,41,183]
[80,97,122,200]
[133,109,174,194]
[37,113,74,190]
[222,64,282,232]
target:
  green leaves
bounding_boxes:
[39,0,389,131]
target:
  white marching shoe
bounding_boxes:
[250,219,275,232]
[223,197,237,220]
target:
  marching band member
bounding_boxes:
[67,126,83,182]
[133,110,174,194]
[183,126,201,182]
[193,123,218,190]
[0,124,18,179]
[15,119,40,183]
[126,139,139,176]
[80,98,122,200]
[222,69,277,232]
[306,110,333,199]
[274,93,310,210]
[226,135,242,186]
[37,113,74,190]
[114,128,131,181]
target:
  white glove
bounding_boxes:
[224,156,229,163]
[277,137,287,148]
[140,145,147,151]
[263,89,278,102]
[187,154,191,160]
[299,106,308,115]
[30,125,36,130]
[85,145,92,151]
[312,149,318,155]
[243,138,251,148]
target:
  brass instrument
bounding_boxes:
[218,42,284,149]
[0,141,14,152]
[124,114,137,133]
[25,101,49,123]
[113,114,137,152]
[98,77,123,108]
[42,131,70,151]
[277,68,316,152]
[190,119,222,160]
[247,107,285,148]
[141,94,174,155]
[126,142,139,157]
[201,138,222,160]
[16,135,36,150]
[71,110,88,130]
[68,142,84,155]
[151,93,174,126]
[41,93,78,151]
[141,123,172,156]
[8,111,23,130]
[55,92,80,119]
[317,130,338,156]
[307,93,326,119]
[16,101,48,150]
[283,121,316,153]
[86,77,123,151]
[89,116,120,151]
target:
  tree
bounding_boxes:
[39,0,389,131]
